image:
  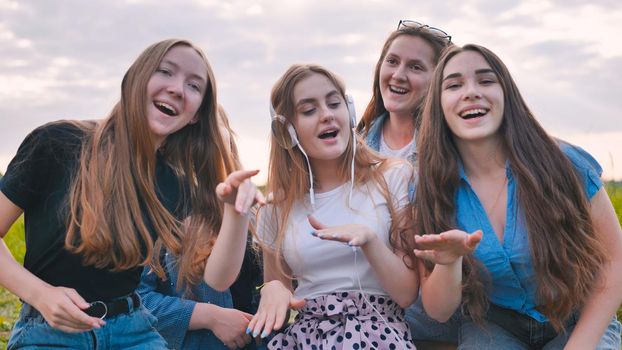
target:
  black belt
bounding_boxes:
[84,293,141,319]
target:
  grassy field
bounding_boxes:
[0,185,621,348]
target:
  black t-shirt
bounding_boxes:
[0,121,186,302]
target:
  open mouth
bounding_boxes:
[154,101,178,116]
[318,129,339,139]
[459,108,488,120]
[389,85,409,95]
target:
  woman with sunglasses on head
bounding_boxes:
[414,43,622,349]
[0,39,260,349]
[246,64,421,349]
[137,105,266,350]
[357,20,460,349]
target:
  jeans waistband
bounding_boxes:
[22,292,141,320]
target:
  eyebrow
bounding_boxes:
[443,68,495,81]
[296,90,340,107]
[160,59,208,83]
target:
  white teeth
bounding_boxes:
[459,108,487,117]
[155,101,178,116]
[389,86,408,94]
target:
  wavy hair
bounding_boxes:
[415,44,607,330]
[357,25,452,136]
[65,39,237,290]
[264,64,416,278]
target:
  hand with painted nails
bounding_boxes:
[414,229,483,265]
[32,285,106,333]
[308,215,376,247]
[215,169,266,215]
[247,280,305,340]
[199,304,253,350]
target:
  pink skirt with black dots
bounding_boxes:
[267,291,415,349]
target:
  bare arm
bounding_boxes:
[309,215,419,308]
[0,192,104,332]
[564,188,622,349]
[203,169,264,291]
[416,229,482,322]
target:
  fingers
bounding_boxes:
[226,169,260,187]
[413,249,440,263]
[466,230,483,249]
[234,179,256,214]
[307,215,326,230]
[62,289,105,329]
[289,298,306,310]
[254,191,266,206]
[215,182,232,200]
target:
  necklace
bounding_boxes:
[484,175,507,219]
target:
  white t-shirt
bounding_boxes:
[258,162,412,300]
[379,132,414,160]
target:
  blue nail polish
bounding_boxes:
[246,327,251,334]
[253,330,259,337]
[261,331,268,338]
[309,230,316,235]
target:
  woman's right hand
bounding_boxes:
[203,305,253,350]
[215,169,265,215]
[246,280,305,340]
[31,285,105,333]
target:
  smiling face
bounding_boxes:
[379,35,436,119]
[146,44,208,147]
[441,50,505,144]
[291,73,351,166]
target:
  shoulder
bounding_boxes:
[25,120,93,154]
[558,141,603,177]
[558,140,603,199]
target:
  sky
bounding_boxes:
[1,0,621,183]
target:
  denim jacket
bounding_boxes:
[137,252,232,350]
[364,112,418,165]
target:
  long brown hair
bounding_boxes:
[357,25,452,136]
[415,44,607,329]
[65,39,237,289]
[264,64,416,278]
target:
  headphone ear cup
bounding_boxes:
[345,94,356,128]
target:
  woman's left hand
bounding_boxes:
[414,229,482,265]
[215,169,265,215]
[308,215,376,247]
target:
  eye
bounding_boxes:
[301,108,316,116]
[156,67,172,76]
[187,81,202,92]
[409,63,424,71]
[328,101,341,109]
[479,79,495,86]
[385,57,398,65]
[444,82,461,90]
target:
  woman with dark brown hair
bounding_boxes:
[357,19,459,348]
[414,43,622,349]
[0,39,260,349]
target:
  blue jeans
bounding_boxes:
[459,304,621,349]
[405,293,460,342]
[7,302,169,349]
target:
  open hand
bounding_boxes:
[414,229,482,265]
[247,280,305,340]
[308,215,376,247]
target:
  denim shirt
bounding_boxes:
[364,112,417,200]
[138,251,233,350]
[455,143,602,322]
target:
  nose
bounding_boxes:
[320,104,335,123]
[391,63,407,81]
[166,77,184,98]
[463,81,481,100]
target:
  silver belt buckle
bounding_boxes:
[88,300,108,319]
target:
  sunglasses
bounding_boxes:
[397,19,452,43]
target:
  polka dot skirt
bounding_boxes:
[268,291,415,349]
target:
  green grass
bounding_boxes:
[0,186,621,348]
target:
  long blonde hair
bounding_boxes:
[65,39,238,289]
[265,64,415,277]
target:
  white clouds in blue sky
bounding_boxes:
[1,0,621,180]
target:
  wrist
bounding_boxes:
[192,303,217,330]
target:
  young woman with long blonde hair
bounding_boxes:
[0,38,260,349]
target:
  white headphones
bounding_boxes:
[269,94,356,149]
[269,94,357,210]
